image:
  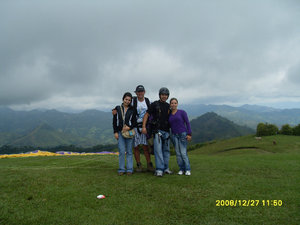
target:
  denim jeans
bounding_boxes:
[172,132,191,171]
[153,130,170,172]
[118,132,133,173]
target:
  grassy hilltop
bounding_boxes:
[0,135,299,225]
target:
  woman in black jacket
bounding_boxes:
[113,92,137,175]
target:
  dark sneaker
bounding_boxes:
[118,172,125,176]
[147,162,155,172]
[136,162,143,172]
[127,172,133,176]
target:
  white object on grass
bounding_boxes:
[97,195,106,199]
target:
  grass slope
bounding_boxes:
[0,135,299,225]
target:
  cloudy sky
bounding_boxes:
[1,0,300,111]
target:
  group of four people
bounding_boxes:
[112,85,192,177]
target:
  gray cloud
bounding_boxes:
[287,62,300,84]
[1,0,300,110]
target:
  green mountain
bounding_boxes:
[190,112,254,143]
[0,108,115,147]
[11,123,75,147]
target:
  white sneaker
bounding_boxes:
[155,171,163,177]
[177,170,184,175]
[185,171,191,176]
[164,168,173,174]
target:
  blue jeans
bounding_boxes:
[172,132,191,171]
[118,132,133,173]
[153,130,170,172]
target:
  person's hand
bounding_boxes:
[186,135,192,142]
[114,133,119,140]
[112,109,117,115]
[122,125,130,132]
[142,127,147,135]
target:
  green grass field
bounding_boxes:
[1,135,299,225]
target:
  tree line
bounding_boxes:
[256,123,300,136]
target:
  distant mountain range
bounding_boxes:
[0,104,299,147]
[182,104,300,129]
[0,108,113,147]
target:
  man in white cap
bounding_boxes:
[132,85,155,172]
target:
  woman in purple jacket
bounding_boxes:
[169,98,192,176]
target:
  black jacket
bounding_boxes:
[147,100,170,132]
[113,105,137,133]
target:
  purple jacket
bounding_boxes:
[169,109,192,135]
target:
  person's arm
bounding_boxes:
[183,111,192,141]
[113,107,119,140]
[142,102,154,134]
[142,112,149,134]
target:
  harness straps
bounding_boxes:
[133,96,150,109]
[133,97,151,134]
[119,105,126,126]
[157,131,170,146]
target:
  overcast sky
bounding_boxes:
[1,0,300,111]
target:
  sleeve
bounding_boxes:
[113,106,118,133]
[146,101,155,115]
[130,108,137,129]
[183,110,192,135]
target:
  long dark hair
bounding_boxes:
[122,92,133,102]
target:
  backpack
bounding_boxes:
[132,96,150,111]
[146,100,162,136]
